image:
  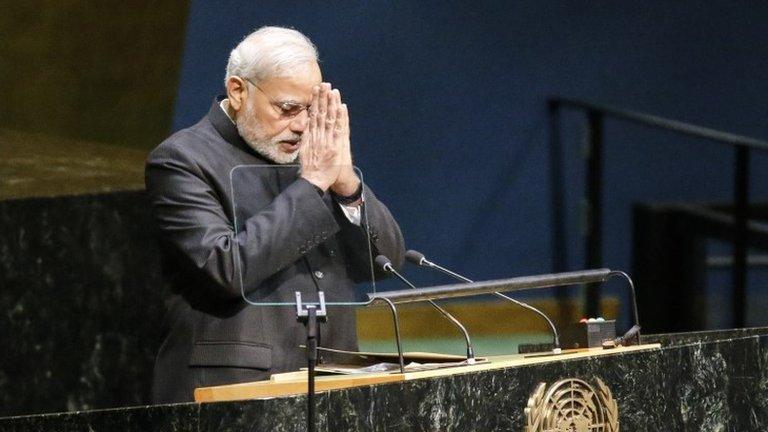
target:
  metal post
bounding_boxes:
[585,111,603,318]
[368,297,405,373]
[732,146,750,328]
[295,292,327,432]
[306,306,317,432]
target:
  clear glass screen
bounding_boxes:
[230,164,379,307]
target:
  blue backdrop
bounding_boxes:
[172,1,768,323]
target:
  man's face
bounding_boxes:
[235,62,322,164]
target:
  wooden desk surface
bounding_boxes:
[194,344,660,403]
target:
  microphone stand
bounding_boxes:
[413,255,561,353]
[607,271,642,345]
[295,291,327,432]
[364,267,632,374]
[377,256,475,362]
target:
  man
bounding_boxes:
[146,26,404,403]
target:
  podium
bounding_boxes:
[2,327,767,431]
[193,345,658,403]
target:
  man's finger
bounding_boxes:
[307,97,319,155]
[309,86,320,117]
[318,83,329,117]
[317,84,329,139]
[299,120,312,162]
[326,89,339,135]
[334,104,344,137]
[340,102,349,131]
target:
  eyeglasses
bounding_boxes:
[242,77,311,119]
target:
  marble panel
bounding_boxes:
[0,192,165,417]
[2,330,768,431]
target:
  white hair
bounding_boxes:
[225,26,319,86]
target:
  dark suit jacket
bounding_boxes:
[145,98,405,403]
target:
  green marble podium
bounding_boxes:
[2,327,767,431]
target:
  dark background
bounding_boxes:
[173,1,768,320]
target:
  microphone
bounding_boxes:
[375,255,475,362]
[404,249,562,354]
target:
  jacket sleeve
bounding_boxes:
[334,184,405,282]
[145,143,341,298]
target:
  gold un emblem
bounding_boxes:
[524,378,619,432]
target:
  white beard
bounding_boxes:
[236,101,299,165]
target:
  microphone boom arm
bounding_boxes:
[419,256,561,351]
[376,256,476,362]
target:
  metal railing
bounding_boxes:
[548,97,768,327]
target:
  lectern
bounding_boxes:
[1,327,766,431]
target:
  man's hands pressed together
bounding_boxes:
[299,83,361,201]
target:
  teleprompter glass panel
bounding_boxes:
[230,164,379,306]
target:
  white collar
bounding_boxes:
[219,98,236,125]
